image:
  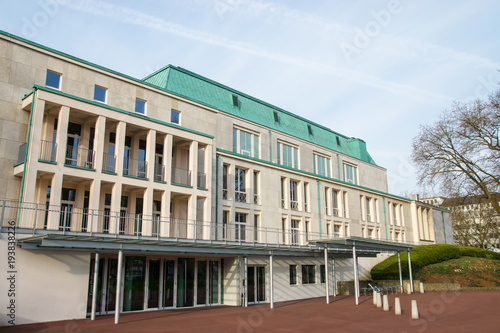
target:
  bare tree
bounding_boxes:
[411,90,500,215]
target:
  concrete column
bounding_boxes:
[408,249,414,293]
[160,190,171,237]
[146,129,156,181]
[89,179,101,233]
[353,244,359,305]
[324,247,329,304]
[114,121,126,176]
[91,252,100,320]
[115,250,124,324]
[93,115,106,172]
[164,134,173,184]
[55,105,69,166]
[332,258,337,297]
[190,141,198,187]
[47,173,63,230]
[398,252,403,293]
[110,182,122,235]
[269,254,274,309]
[142,187,154,236]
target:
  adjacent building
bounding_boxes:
[0,30,453,325]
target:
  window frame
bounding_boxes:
[45,70,61,89]
[289,265,297,285]
[233,127,259,158]
[313,153,331,177]
[171,109,180,124]
[343,162,358,185]
[93,85,107,103]
[301,265,316,285]
[277,141,299,168]
[135,98,146,114]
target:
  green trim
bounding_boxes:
[18,88,36,226]
[64,164,96,172]
[197,187,208,191]
[154,180,167,184]
[123,174,148,181]
[382,196,388,240]
[442,211,447,244]
[317,180,322,238]
[172,183,193,189]
[102,171,117,175]
[216,148,410,202]
[38,160,57,165]
[13,162,25,167]
[33,85,214,140]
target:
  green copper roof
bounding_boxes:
[143,66,378,166]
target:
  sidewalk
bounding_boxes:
[1,291,499,333]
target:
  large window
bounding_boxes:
[235,212,246,241]
[343,163,358,184]
[332,190,340,217]
[290,180,299,211]
[233,128,259,158]
[314,154,330,177]
[320,265,326,284]
[45,70,61,89]
[289,265,297,285]
[301,265,316,285]
[277,142,298,168]
[291,219,300,245]
[235,167,246,202]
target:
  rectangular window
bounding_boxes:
[253,171,259,204]
[94,85,107,103]
[332,190,340,217]
[135,98,146,114]
[290,180,298,211]
[233,128,259,158]
[366,197,372,222]
[320,265,326,284]
[45,70,61,89]
[171,110,180,124]
[303,182,309,212]
[343,163,358,184]
[314,154,330,177]
[289,265,297,285]
[301,265,316,284]
[277,142,298,168]
[222,164,228,200]
[235,212,246,241]
[291,219,300,245]
[235,167,246,202]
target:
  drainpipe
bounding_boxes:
[316,180,322,238]
[382,196,388,240]
[17,88,37,226]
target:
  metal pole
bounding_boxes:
[270,254,274,309]
[91,252,100,320]
[332,258,337,297]
[398,252,403,293]
[324,247,329,304]
[353,244,359,305]
[408,250,414,293]
[114,250,124,324]
[244,256,248,307]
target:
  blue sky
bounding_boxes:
[1,0,499,196]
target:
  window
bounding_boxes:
[235,167,246,202]
[314,153,330,177]
[302,265,316,284]
[253,214,259,241]
[366,197,372,221]
[291,219,300,245]
[232,94,239,108]
[281,177,286,209]
[273,111,279,123]
[332,190,340,217]
[94,85,107,103]
[303,182,309,212]
[289,265,297,285]
[171,110,180,124]
[233,128,259,158]
[253,171,259,204]
[307,124,313,135]
[290,180,298,211]
[343,163,358,184]
[222,164,228,200]
[235,212,246,241]
[45,70,61,89]
[277,142,298,168]
[320,265,326,284]
[135,98,146,114]
[334,224,341,237]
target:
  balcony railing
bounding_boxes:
[253,194,258,204]
[197,172,206,188]
[333,208,340,217]
[17,143,27,164]
[171,167,191,186]
[235,191,246,203]
[65,145,95,169]
[124,158,147,179]
[103,153,116,173]
[290,201,299,211]
[154,163,165,182]
[39,140,56,162]
[222,189,228,200]
[1,199,366,248]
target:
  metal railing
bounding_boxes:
[235,191,246,203]
[154,163,165,182]
[333,208,340,217]
[0,199,351,248]
[103,153,116,173]
[124,158,147,179]
[65,145,95,169]
[222,189,228,200]
[171,167,191,186]
[197,172,206,188]
[39,140,56,162]
[290,201,299,211]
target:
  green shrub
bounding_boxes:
[371,244,500,280]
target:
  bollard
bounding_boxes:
[383,294,389,311]
[420,282,424,294]
[373,291,378,305]
[394,297,401,315]
[411,300,419,319]
[406,282,412,294]
[376,292,382,308]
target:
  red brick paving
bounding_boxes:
[1,291,499,333]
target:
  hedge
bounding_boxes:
[370,244,500,280]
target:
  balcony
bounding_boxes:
[102,153,116,173]
[290,201,299,211]
[65,145,95,169]
[197,172,206,188]
[171,167,191,186]
[17,143,27,164]
[39,140,56,163]
[154,163,165,182]
[124,158,147,179]
[235,191,246,203]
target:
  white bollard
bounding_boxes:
[383,294,389,311]
[411,300,419,319]
[406,282,412,294]
[394,297,401,315]
[376,292,382,308]
[420,282,424,294]
[373,291,378,305]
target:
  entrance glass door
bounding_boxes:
[123,256,146,312]
[247,266,266,304]
[148,259,160,309]
[247,266,255,303]
[163,260,175,307]
[177,258,195,307]
[209,261,219,304]
[257,266,265,302]
[106,259,118,312]
[197,261,207,305]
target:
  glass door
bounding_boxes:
[247,266,255,303]
[257,266,265,302]
[163,260,175,307]
[209,261,219,304]
[177,258,195,307]
[197,260,207,305]
[148,259,160,309]
[123,256,146,312]
[106,259,118,312]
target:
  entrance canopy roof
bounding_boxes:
[311,236,416,252]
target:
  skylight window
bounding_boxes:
[307,124,313,135]
[273,111,279,123]
[336,136,341,146]
[232,95,239,108]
